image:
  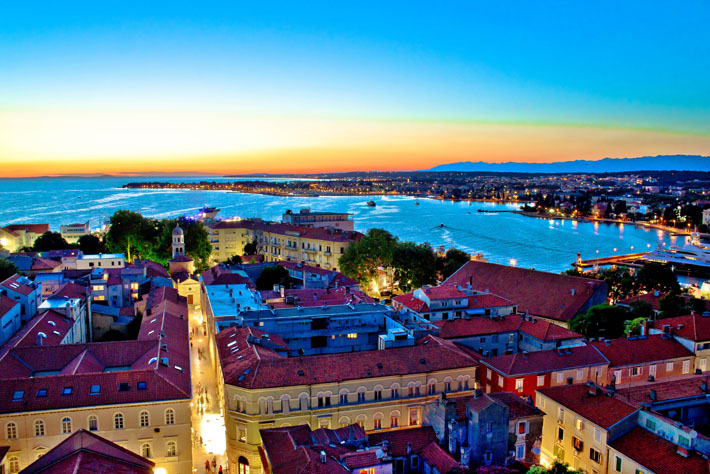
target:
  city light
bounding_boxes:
[201,413,227,455]
[509,258,517,266]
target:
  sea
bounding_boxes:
[0,176,688,274]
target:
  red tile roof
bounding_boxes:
[169,255,194,263]
[18,428,154,474]
[435,316,520,338]
[537,384,637,429]
[444,261,607,323]
[13,310,74,348]
[0,294,19,317]
[615,376,709,407]
[1,274,36,296]
[591,334,693,368]
[419,285,467,300]
[3,224,50,235]
[265,287,375,309]
[0,287,191,415]
[31,258,61,271]
[202,265,253,286]
[618,292,666,310]
[650,314,710,342]
[420,441,461,473]
[211,220,363,243]
[53,281,88,300]
[489,392,544,419]
[481,345,608,376]
[610,427,710,474]
[218,329,478,389]
[368,426,438,457]
[393,293,430,312]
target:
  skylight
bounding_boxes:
[62,387,72,396]
[36,389,48,398]
[90,385,101,395]
[118,383,130,392]
[12,390,24,401]
[137,381,147,390]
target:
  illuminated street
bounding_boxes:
[189,306,228,473]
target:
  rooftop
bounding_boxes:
[537,383,637,429]
[482,344,608,376]
[591,334,693,368]
[210,219,362,243]
[610,427,710,474]
[650,313,710,342]
[3,224,50,235]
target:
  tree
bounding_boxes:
[636,262,680,294]
[256,264,290,290]
[243,239,259,256]
[569,304,629,339]
[613,200,627,215]
[658,293,689,319]
[32,231,73,252]
[105,210,156,262]
[393,242,437,292]
[629,300,653,320]
[528,461,582,474]
[339,228,398,288]
[0,258,18,281]
[439,248,471,280]
[178,218,212,272]
[77,234,106,255]
[624,316,646,336]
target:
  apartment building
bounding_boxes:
[215,327,478,474]
[281,208,354,231]
[59,222,90,244]
[0,287,192,474]
[649,313,710,373]
[393,286,515,322]
[0,296,21,347]
[0,225,50,252]
[208,220,361,270]
[0,275,41,323]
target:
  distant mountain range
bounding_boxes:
[426,155,710,173]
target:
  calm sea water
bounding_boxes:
[0,176,682,273]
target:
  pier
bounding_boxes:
[572,252,650,269]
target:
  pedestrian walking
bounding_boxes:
[212,457,217,470]
[205,459,210,471]
[219,465,223,474]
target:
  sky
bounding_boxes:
[1,1,709,176]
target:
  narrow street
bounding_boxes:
[189,305,228,474]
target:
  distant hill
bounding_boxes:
[426,155,710,173]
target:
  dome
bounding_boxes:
[173,225,184,235]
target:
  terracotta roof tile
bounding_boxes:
[482,345,608,376]
[615,376,709,407]
[4,224,50,235]
[537,384,637,429]
[650,314,710,342]
[610,427,710,474]
[1,274,36,296]
[368,426,438,457]
[591,334,693,368]
[419,441,461,473]
[0,295,19,317]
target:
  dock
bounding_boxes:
[572,252,650,269]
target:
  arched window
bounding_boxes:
[6,422,17,440]
[373,385,383,401]
[428,379,437,395]
[373,413,383,430]
[339,416,351,427]
[88,415,98,432]
[357,386,367,403]
[390,383,400,399]
[238,455,250,474]
[280,394,291,414]
[165,408,175,425]
[299,393,309,411]
[356,415,367,428]
[390,411,400,428]
[139,411,150,427]
[339,388,349,405]
[34,420,45,437]
[114,413,124,430]
[166,440,177,457]
[61,417,72,434]
[8,456,19,473]
[444,376,453,392]
[266,397,274,414]
[140,443,152,459]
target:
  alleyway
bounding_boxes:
[189,306,228,474]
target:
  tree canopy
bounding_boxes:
[0,258,18,282]
[32,231,73,252]
[256,264,290,290]
[637,262,680,294]
[528,461,582,474]
[77,234,107,255]
[438,248,471,280]
[393,241,437,292]
[569,303,629,339]
[243,239,259,256]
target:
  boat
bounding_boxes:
[415,201,420,205]
[367,200,376,207]
[639,233,710,276]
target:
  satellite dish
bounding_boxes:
[532,447,541,455]
[376,448,384,458]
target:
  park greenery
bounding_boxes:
[565,262,679,301]
[339,228,472,294]
[105,210,212,272]
[0,258,18,282]
[527,462,581,474]
[256,264,290,290]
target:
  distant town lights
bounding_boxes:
[509,258,517,266]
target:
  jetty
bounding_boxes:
[572,252,650,269]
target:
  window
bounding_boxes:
[12,390,23,402]
[683,360,691,374]
[9,456,19,473]
[140,443,152,459]
[666,362,674,372]
[516,444,525,460]
[537,375,545,386]
[515,378,524,393]
[237,424,247,442]
[409,408,419,426]
[615,456,622,472]
[114,413,124,430]
[340,393,348,405]
[358,390,366,403]
[645,418,656,430]
[678,435,690,448]
[347,333,357,339]
[374,389,382,401]
[594,427,602,442]
[165,408,175,425]
[390,413,399,428]
[374,415,382,430]
[445,381,451,392]
[497,375,504,387]
[575,418,584,431]
[701,359,708,371]
[632,366,641,376]
[486,422,493,433]
[391,387,399,399]
[557,427,564,441]
[90,384,101,395]
[486,368,492,379]
[118,383,129,392]
[483,451,492,465]
[137,381,147,390]
[517,421,527,435]
[428,382,436,395]
[34,420,45,437]
[238,456,250,474]
[649,364,657,377]
[36,389,47,398]
[556,372,564,384]
[139,411,150,427]
[539,397,545,409]
[88,415,98,431]
[61,417,72,434]
[166,440,177,457]
[590,447,602,464]
[558,407,565,423]
[6,422,17,440]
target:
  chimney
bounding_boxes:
[649,389,657,402]
[641,320,648,336]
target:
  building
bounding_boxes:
[479,345,609,402]
[215,327,478,473]
[443,261,608,327]
[38,282,89,344]
[393,286,515,322]
[0,274,41,322]
[59,222,90,244]
[433,313,584,356]
[0,296,21,347]
[590,334,695,387]
[648,313,710,373]
[0,287,192,474]
[0,225,50,252]
[171,225,185,259]
[281,208,354,231]
[208,220,361,270]
[16,429,155,474]
[535,383,638,473]
[75,253,125,270]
